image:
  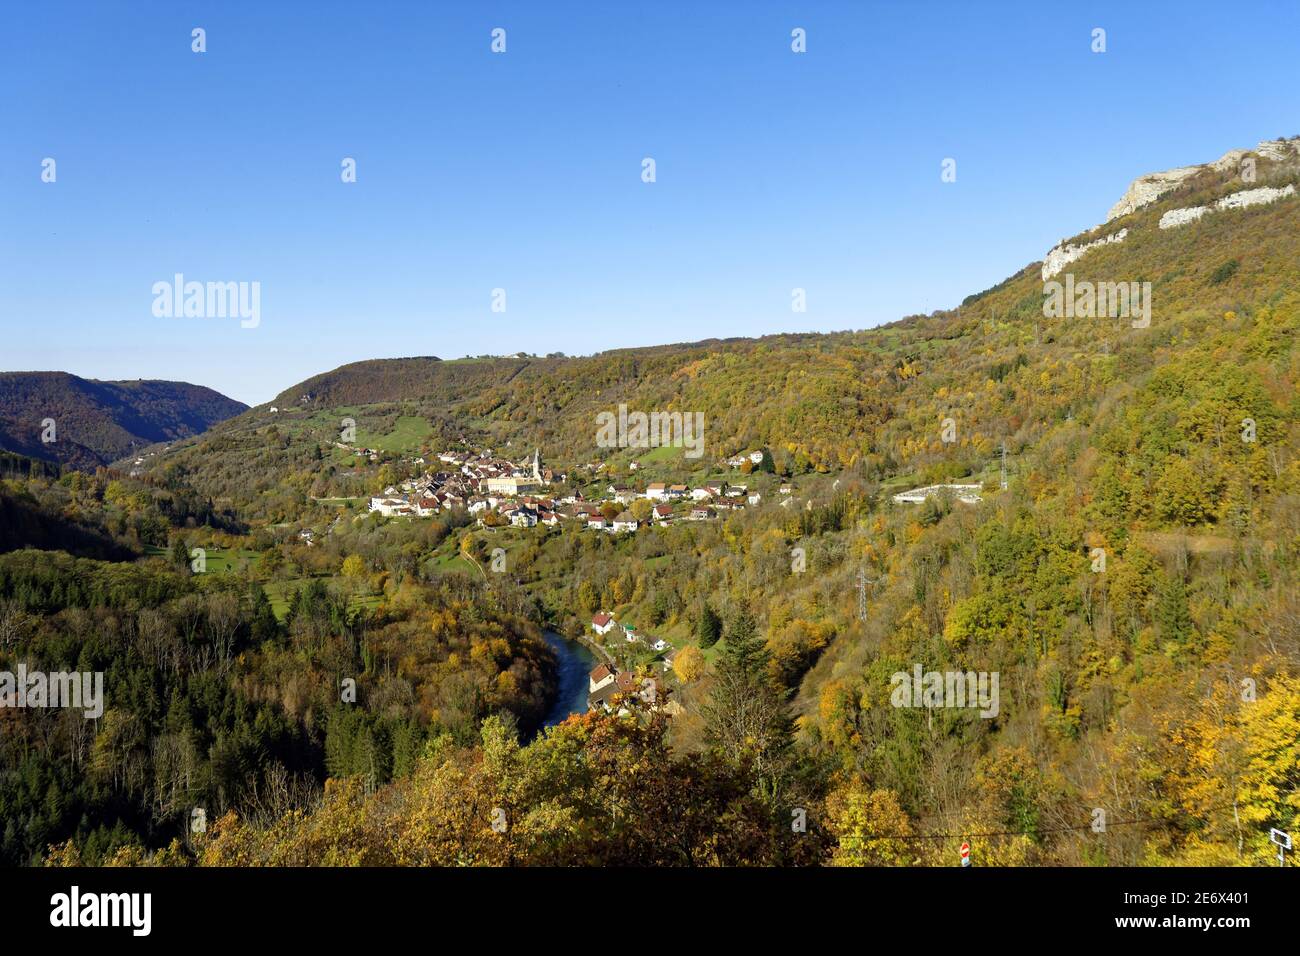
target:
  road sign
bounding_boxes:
[1271,829,1292,867]
[960,842,971,867]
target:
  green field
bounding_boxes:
[632,443,684,464]
[355,415,433,455]
[429,551,480,576]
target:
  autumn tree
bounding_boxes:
[826,784,914,866]
[673,645,706,683]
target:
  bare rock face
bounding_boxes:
[1038,137,1300,278]
[1157,205,1208,230]
[1256,140,1297,162]
[1158,183,1297,230]
[1041,229,1128,281]
[1105,139,1299,223]
[1107,166,1203,222]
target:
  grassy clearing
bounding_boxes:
[635,444,684,464]
[356,415,433,455]
[430,552,479,575]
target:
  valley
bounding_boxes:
[3,134,1298,871]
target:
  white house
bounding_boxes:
[369,496,412,517]
[645,482,668,500]
[509,507,538,528]
[591,613,617,636]
[612,512,638,533]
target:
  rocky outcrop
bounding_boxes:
[1038,137,1299,278]
[1041,229,1128,281]
[1107,139,1299,223]
[1107,166,1204,222]
[1158,206,1207,229]
[1158,184,1297,230]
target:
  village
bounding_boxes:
[362,444,994,529]
[364,447,785,532]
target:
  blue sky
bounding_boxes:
[2,1,1298,405]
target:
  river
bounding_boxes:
[538,629,596,731]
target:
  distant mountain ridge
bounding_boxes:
[0,371,247,469]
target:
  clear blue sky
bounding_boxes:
[2,1,1297,405]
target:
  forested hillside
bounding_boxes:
[0,372,246,470]
[7,139,1299,867]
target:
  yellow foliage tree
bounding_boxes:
[826,784,915,866]
[673,645,705,683]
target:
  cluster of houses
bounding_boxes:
[586,662,678,713]
[584,480,761,532]
[587,612,678,714]
[368,448,562,518]
[592,613,674,657]
[724,450,768,469]
[366,446,768,532]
